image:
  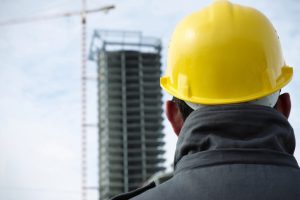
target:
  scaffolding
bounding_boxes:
[89,30,165,200]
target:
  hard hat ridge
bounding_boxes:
[160,0,293,105]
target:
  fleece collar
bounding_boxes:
[174,104,296,168]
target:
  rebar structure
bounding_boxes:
[90,30,166,200]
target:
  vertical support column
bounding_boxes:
[97,54,102,200]
[98,50,110,200]
[121,52,129,192]
[138,52,147,181]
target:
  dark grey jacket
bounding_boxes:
[112,105,300,200]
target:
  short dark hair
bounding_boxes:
[173,95,280,122]
[172,97,194,121]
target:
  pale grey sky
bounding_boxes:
[0,0,299,200]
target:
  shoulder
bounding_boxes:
[110,172,174,200]
[110,182,156,200]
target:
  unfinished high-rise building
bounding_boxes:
[89,30,165,200]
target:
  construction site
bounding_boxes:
[1,1,170,200]
[1,1,299,200]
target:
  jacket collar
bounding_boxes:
[174,104,297,170]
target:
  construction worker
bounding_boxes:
[111,0,300,199]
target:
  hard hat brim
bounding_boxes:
[160,66,293,105]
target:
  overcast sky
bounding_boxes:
[0,0,299,200]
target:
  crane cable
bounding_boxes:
[81,1,87,200]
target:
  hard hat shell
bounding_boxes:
[160,0,293,105]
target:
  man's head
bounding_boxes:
[160,0,293,136]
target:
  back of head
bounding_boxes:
[160,0,293,107]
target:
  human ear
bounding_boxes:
[166,100,184,136]
[275,93,291,119]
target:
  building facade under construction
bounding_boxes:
[89,30,165,200]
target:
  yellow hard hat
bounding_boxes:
[160,0,293,105]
